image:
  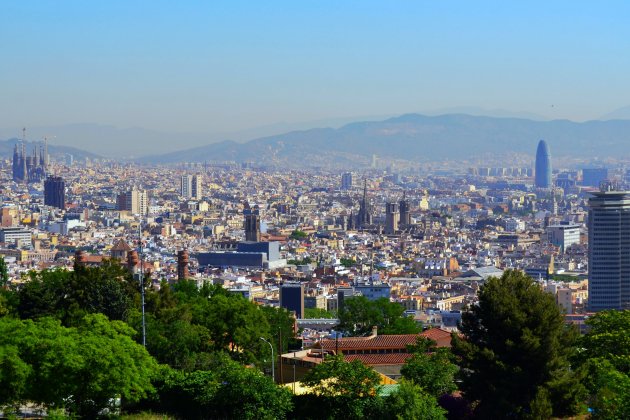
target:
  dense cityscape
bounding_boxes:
[4,2,630,419]
[0,132,629,418]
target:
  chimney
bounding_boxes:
[177,250,189,280]
[371,326,378,338]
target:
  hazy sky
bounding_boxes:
[2,1,630,134]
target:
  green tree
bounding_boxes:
[0,314,158,417]
[383,380,446,420]
[290,229,308,240]
[338,296,421,336]
[339,258,355,268]
[304,307,335,319]
[17,262,138,325]
[576,310,630,418]
[153,354,293,420]
[299,355,383,419]
[451,270,585,418]
[400,337,458,397]
[0,256,8,287]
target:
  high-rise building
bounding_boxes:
[44,176,65,209]
[117,188,148,215]
[244,208,261,242]
[280,283,305,318]
[341,172,353,190]
[385,202,399,234]
[399,193,411,226]
[534,140,552,188]
[181,174,203,199]
[546,223,580,252]
[588,189,630,311]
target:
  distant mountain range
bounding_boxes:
[0,138,101,161]
[141,113,630,166]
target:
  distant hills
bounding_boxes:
[141,113,630,166]
[0,138,101,161]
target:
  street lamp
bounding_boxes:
[260,337,274,383]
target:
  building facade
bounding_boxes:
[588,190,630,310]
[534,139,552,188]
[44,176,65,209]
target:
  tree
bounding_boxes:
[304,307,335,319]
[451,270,585,418]
[0,314,158,417]
[17,262,138,325]
[337,296,421,336]
[400,337,458,398]
[576,310,630,418]
[298,355,383,419]
[290,229,308,240]
[152,354,293,419]
[0,256,8,287]
[383,380,447,420]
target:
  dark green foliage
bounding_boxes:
[383,380,447,420]
[303,307,335,319]
[400,337,458,397]
[260,305,296,355]
[0,314,157,417]
[0,256,8,287]
[300,354,383,419]
[576,310,630,418]
[289,229,308,239]
[287,256,312,265]
[151,354,293,420]
[451,270,585,418]
[337,296,421,336]
[17,261,138,325]
[129,280,271,369]
[339,258,355,268]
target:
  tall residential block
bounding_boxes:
[117,188,148,215]
[44,176,65,209]
[181,174,203,199]
[341,172,353,190]
[588,189,630,311]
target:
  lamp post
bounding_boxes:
[260,337,274,383]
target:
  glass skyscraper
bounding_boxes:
[534,139,552,188]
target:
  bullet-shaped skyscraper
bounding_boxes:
[534,140,552,188]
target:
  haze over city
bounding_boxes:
[3,1,630,156]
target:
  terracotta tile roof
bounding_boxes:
[318,328,452,351]
[343,353,412,365]
[111,239,132,252]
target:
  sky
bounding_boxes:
[2,1,630,136]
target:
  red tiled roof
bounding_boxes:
[318,328,452,351]
[343,353,412,365]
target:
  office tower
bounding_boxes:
[546,223,580,252]
[399,193,411,226]
[534,140,552,188]
[356,180,373,228]
[385,202,399,234]
[280,283,305,318]
[181,174,203,199]
[117,188,148,215]
[588,189,630,311]
[244,208,261,242]
[582,168,608,188]
[44,176,65,209]
[341,172,353,190]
